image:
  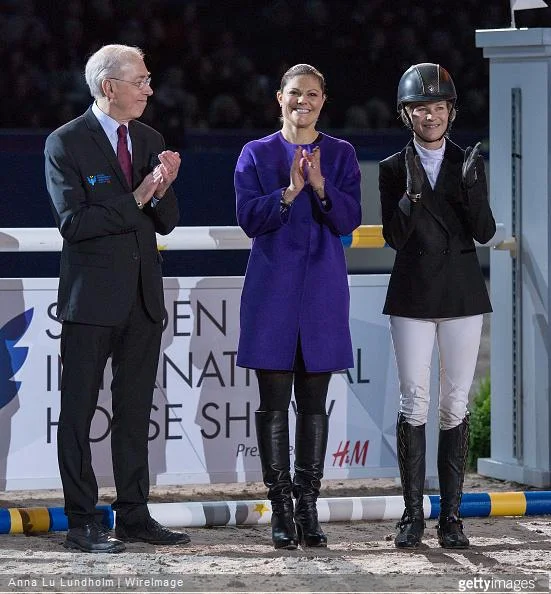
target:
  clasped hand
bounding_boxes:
[153,150,181,198]
[286,146,323,203]
[133,150,181,206]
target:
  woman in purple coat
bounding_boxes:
[235,64,362,550]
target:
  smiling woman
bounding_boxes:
[276,64,326,143]
[407,101,452,147]
[379,63,496,552]
[234,63,362,551]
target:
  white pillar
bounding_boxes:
[476,28,551,487]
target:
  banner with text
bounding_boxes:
[0,276,439,490]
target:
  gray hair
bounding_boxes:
[84,44,144,99]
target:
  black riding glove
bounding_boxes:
[462,141,481,189]
[405,146,423,201]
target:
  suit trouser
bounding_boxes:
[389,315,483,430]
[58,288,162,528]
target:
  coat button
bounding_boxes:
[132,252,139,260]
[418,250,424,256]
[442,249,449,255]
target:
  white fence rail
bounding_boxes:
[0,224,511,252]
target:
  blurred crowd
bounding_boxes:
[1,0,550,143]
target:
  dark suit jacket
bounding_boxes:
[45,107,180,326]
[379,139,495,318]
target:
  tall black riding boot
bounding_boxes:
[293,413,328,547]
[437,416,470,549]
[255,410,298,550]
[395,413,426,548]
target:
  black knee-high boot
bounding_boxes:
[255,410,298,550]
[293,413,328,547]
[437,416,470,549]
[395,413,426,548]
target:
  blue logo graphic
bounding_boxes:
[87,173,112,186]
[1,309,33,409]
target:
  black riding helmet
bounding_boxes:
[397,63,457,134]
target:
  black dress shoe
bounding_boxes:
[115,517,191,545]
[63,523,126,553]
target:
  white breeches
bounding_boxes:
[389,315,483,430]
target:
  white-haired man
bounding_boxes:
[45,44,187,553]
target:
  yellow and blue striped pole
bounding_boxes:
[340,225,387,249]
[0,492,549,534]
[430,491,545,518]
[0,505,112,534]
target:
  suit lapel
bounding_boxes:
[404,141,450,236]
[435,141,463,198]
[434,141,467,236]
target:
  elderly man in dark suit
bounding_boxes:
[45,44,187,553]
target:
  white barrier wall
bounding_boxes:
[476,28,551,487]
[0,276,440,490]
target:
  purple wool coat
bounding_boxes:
[235,131,362,372]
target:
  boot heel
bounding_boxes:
[274,537,298,549]
[271,507,298,550]
[438,417,470,549]
[394,512,425,548]
[293,413,329,548]
[272,531,298,550]
[395,414,426,549]
[255,410,298,550]
[295,517,327,547]
[437,516,469,549]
